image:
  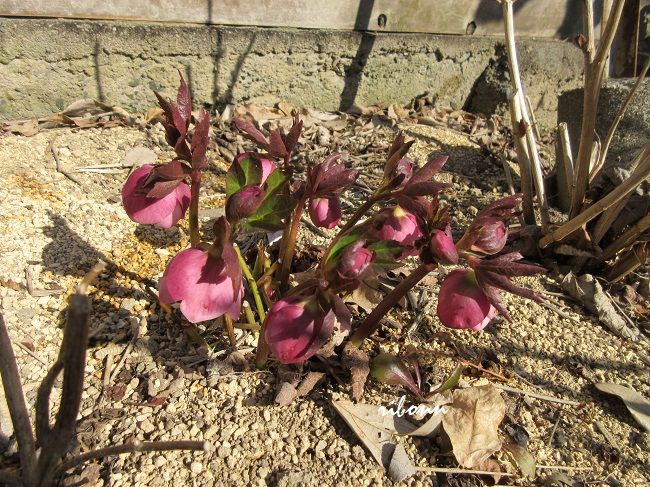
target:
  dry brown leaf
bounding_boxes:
[442,384,506,469]
[331,399,416,482]
[275,382,298,406]
[295,371,325,397]
[561,272,640,340]
[143,107,165,124]
[1,119,40,136]
[342,344,370,401]
[594,382,650,432]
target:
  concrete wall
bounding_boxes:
[0,18,584,126]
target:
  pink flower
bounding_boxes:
[158,234,243,324]
[470,221,507,255]
[376,206,423,257]
[122,165,191,228]
[428,224,458,265]
[225,184,265,222]
[234,152,277,185]
[308,196,341,229]
[436,269,496,331]
[264,295,335,364]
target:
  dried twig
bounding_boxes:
[493,383,583,407]
[416,467,514,477]
[55,440,209,476]
[601,213,650,261]
[590,57,650,183]
[12,338,48,366]
[0,314,37,485]
[499,0,550,231]
[539,142,650,248]
[48,136,82,186]
[569,0,627,217]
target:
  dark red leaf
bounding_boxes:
[283,113,303,154]
[401,181,450,197]
[268,129,288,158]
[152,160,190,181]
[191,107,211,170]
[233,118,270,150]
[407,155,448,185]
[176,72,192,125]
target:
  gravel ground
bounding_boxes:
[0,120,648,487]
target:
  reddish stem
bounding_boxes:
[189,170,202,247]
[349,262,436,346]
[277,198,306,293]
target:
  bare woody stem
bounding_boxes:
[500,0,549,231]
[0,314,37,486]
[349,262,436,347]
[189,170,202,247]
[569,0,626,218]
[539,142,650,248]
[55,440,208,477]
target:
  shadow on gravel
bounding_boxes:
[133,224,183,247]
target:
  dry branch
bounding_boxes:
[601,213,650,261]
[590,57,650,183]
[539,142,650,248]
[500,0,550,230]
[570,0,627,217]
[0,314,37,485]
[507,92,536,224]
[55,440,209,476]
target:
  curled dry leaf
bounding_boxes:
[442,384,506,469]
[331,400,417,482]
[342,344,370,401]
[594,382,650,432]
[503,441,536,478]
[561,272,640,340]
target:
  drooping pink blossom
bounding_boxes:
[469,220,508,255]
[427,224,459,265]
[234,152,277,185]
[376,206,423,257]
[436,269,496,331]
[225,184,265,222]
[158,228,243,323]
[264,295,335,364]
[122,165,191,228]
[308,196,342,229]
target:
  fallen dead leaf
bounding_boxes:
[342,344,370,401]
[561,272,640,340]
[442,384,506,469]
[331,399,417,482]
[594,382,650,432]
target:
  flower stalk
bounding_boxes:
[189,170,201,247]
[349,262,436,346]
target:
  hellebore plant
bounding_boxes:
[122,75,544,375]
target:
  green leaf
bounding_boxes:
[428,363,462,396]
[367,240,404,270]
[225,154,263,197]
[242,169,294,233]
[324,232,362,265]
[503,442,536,478]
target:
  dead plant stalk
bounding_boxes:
[499,0,550,231]
[569,0,627,218]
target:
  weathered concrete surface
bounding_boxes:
[0,18,584,126]
[557,79,650,170]
[0,0,588,37]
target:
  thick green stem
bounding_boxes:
[189,170,202,247]
[234,245,270,368]
[349,262,436,347]
[234,245,266,322]
[277,199,306,293]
